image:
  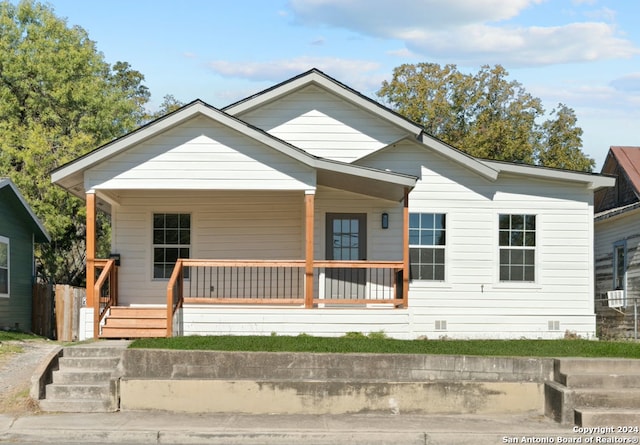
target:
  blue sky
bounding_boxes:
[40,0,640,170]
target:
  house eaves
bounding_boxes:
[51,100,417,201]
[481,160,616,190]
[0,178,50,242]
[595,201,640,222]
[223,68,424,137]
[417,134,499,181]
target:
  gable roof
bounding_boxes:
[51,100,416,202]
[224,68,424,136]
[224,68,502,180]
[605,146,640,196]
[0,178,50,242]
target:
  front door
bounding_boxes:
[325,213,367,299]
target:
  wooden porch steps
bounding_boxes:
[100,307,167,339]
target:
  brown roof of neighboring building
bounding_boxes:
[609,146,640,195]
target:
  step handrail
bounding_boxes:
[166,259,185,337]
[94,259,117,329]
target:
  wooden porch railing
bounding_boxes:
[93,258,117,338]
[166,259,405,337]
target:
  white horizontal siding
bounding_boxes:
[112,190,306,305]
[175,306,595,340]
[359,139,596,332]
[594,209,640,304]
[86,115,315,191]
[238,85,409,162]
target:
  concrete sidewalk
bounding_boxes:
[0,410,593,445]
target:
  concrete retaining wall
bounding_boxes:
[119,350,553,415]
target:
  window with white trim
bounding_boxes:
[153,213,190,279]
[409,213,445,281]
[0,237,9,296]
[499,214,536,282]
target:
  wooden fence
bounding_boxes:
[54,284,86,342]
[32,283,53,338]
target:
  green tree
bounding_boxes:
[0,0,151,284]
[147,94,185,121]
[539,104,593,171]
[377,63,594,172]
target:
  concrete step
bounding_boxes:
[38,398,116,413]
[573,388,640,410]
[559,372,640,389]
[58,356,121,370]
[556,358,640,376]
[52,370,114,384]
[575,408,640,427]
[100,327,167,338]
[109,307,166,318]
[62,342,130,358]
[45,383,111,400]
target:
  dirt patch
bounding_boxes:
[0,340,59,414]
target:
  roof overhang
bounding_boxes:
[51,100,417,203]
[482,160,616,190]
[317,159,416,201]
[0,178,50,242]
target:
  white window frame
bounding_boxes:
[0,236,9,298]
[409,213,446,282]
[498,214,536,283]
[151,213,191,280]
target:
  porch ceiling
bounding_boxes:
[317,168,413,201]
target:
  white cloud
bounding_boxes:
[610,73,640,92]
[288,0,541,32]
[406,22,639,66]
[287,0,639,67]
[207,57,383,93]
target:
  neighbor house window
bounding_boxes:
[0,237,8,296]
[613,241,626,290]
[409,213,445,281]
[499,214,536,282]
[153,213,190,279]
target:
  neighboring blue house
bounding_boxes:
[0,178,50,332]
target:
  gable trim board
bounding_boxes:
[0,179,50,243]
[223,68,424,136]
[51,101,417,203]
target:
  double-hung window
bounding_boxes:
[409,213,446,281]
[499,214,536,282]
[0,237,9,296]
[153,213,190,279]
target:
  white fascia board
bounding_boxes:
[225,71,423,136]
[0,179,50,242]
[419,134,499,181]
[482,160,616,190]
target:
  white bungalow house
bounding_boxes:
[51,69,614,340]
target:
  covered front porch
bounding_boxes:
[87,184,412,339]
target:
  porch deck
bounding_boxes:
[95,259,406,338]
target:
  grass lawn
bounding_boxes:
[130,334,640,359]
[0,331,41,342]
